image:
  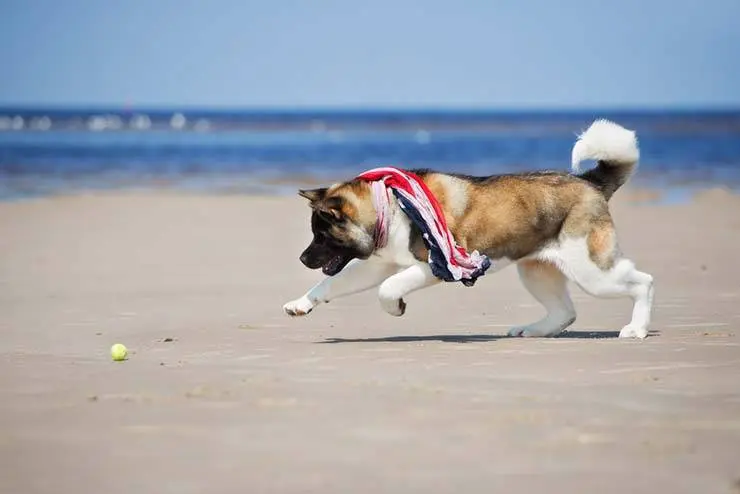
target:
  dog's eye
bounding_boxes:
[317,210,333,222]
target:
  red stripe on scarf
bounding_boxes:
[356,168,468,269]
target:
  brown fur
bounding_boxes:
[415,171,615,263]
[587,221,617,269]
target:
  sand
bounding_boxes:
[1,187,739,494]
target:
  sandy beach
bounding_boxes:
[1,186,739,494]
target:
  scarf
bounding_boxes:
[356,167,492,287]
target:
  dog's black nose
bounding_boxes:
[299,252,310,266]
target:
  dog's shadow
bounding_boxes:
[320,334,507,344]
[318,329,657,344]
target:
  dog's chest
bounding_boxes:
[373,212,420,267]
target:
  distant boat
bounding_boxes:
[129,114,152,130]
[88,114,123,131]
[88,115,108,131]
[11,116,24,130]
[170,113,187,130]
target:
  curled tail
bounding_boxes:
[571,119,640,200]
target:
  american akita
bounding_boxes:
[282,119,654,339]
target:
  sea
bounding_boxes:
[1,108,739,201]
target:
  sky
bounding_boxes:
[1,0,739,109]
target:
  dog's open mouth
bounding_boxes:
[322,254,354,276]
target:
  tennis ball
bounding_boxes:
[110,343,128,361]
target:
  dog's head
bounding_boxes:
[297,183,376,276]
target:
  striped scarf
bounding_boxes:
[356,167,491,287]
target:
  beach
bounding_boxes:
[1,186,739,494]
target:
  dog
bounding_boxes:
[282,119,654,339]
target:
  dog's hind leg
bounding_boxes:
[283,259,398,316]
[539,236,654,339]
[508,260,576,337]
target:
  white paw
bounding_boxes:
[283,297,314,317]
[509,314,575,338]
[380,296,406,317]
[508,322,569,338]
[619,324,648,339]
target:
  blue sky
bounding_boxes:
[1,0,739,108]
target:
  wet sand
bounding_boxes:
[1,187,739,493]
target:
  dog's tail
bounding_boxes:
[571,119,640,201]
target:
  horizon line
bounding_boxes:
[1,103,739,114]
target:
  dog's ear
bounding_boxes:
[314,196,345,222]
[321,196,345,221]
[298,188,327,202]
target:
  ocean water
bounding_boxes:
[1,108,739,199]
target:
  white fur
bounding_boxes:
[571,119,639,173]
[378,263,439,316]
[283,258,399,316]
[508,261,576,337]
[532,237,654,338]
[372,199,422,267]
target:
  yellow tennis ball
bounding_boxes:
[110,343,128,361]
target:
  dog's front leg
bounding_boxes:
[283,259,398,316]
[378,262,440,316]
